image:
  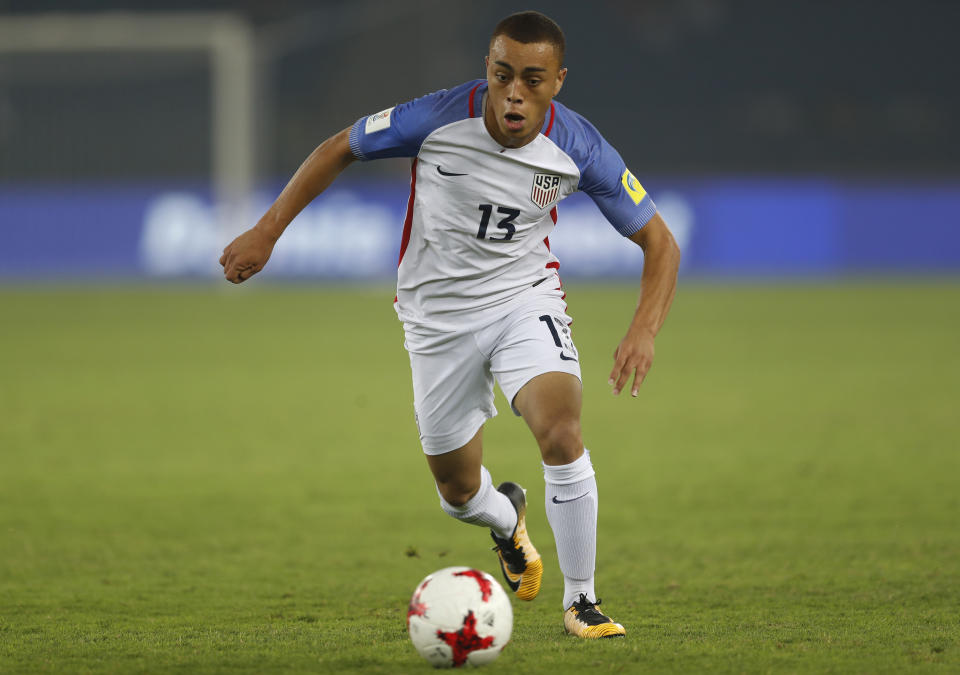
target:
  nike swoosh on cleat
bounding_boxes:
[559,352,578,362]
[498,559,521,590]
[437,166,467,176]
[552,493,589,504]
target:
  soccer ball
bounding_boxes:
[407,566,513,668]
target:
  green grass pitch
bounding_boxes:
[1,281,958,673]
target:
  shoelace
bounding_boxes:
[571,594,609,623]
[490,533,526,568]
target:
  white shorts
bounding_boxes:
[403,291,582,455]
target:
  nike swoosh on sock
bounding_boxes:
[551,493,589,504]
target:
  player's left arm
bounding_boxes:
[609,212,681,397]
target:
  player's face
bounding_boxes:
[484,36,567,148]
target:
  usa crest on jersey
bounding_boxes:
[531,173,561,209]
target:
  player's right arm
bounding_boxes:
[221,83,474,283]
[220,126,355,284]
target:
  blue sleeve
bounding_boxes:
[561,110,657,237]
[348,83,477,161]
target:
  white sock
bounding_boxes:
[438,465,517,539]
[544,449,598,610]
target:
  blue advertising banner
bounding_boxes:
[2,177,958,280]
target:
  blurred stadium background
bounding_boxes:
[1,0,958,281]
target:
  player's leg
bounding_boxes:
[422,408,542,601]
[491,298,624,637]
[426,425,484,507]
[423,426,541,598]
[426,426,517,538]
[513,373,624,637]
[513,374,597,606]
[405,322,531,596]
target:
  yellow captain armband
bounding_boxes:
[621,169,647,205]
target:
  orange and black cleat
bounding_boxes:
[489,482,542,601]
[564,594,626,638]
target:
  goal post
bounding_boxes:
[0,12,255,210]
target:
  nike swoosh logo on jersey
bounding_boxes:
[437,166,467,177]
[552,493,588,504]
[560,352,578,362]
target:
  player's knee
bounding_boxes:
[436,477,481,507]
[537,419,583,465]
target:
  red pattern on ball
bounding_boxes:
[436,610,495,667]
[454,569,493,602]
[407,579,429,629]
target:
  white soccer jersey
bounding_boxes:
[349,79,657,328]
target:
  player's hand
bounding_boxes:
[608,325,655,397]
[219,227,276,284]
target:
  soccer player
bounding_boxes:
[220,11,680,639]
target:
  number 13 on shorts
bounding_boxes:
[538,314,578,362]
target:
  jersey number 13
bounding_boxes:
[477,204,519,242]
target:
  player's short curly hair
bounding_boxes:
[490,11,566,65]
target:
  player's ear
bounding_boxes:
[484,55,490,74]
[553,67,567,97]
